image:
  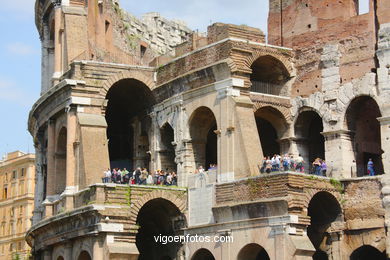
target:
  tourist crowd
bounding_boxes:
[102,167,178,186]
[259,154,327,176]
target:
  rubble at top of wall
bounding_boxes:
[112,2,192,57]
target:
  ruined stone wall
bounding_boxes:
[268,0,377,97]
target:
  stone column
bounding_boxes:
[294,138,310,172]
[32,139,45,225]
[53,3,62,83]
[64,242,73,259]
[322,130,355,178]
[378,116,390,175]
[93,236,105,260]
[46,119,56,200]
[63,107,77,210]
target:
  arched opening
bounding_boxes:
[255,107,288,157]
[160,123,176,172]
[189,107,218,170]
[55,127,67,194]
[105,79,155,170]
[136,198,186,260]
[313,250,328,260]
[250,55,290,95]
[295,111,324,171]
[57,257,64,260]
[307,192,341,257]
[237,243,270,260]
[350,245,386,260]
[346,96,383,176]
[77,251,92,260]
[191,248,215,260]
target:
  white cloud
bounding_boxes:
[0,79,33,107]
[6,42,37,56]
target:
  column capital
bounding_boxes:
[378,116,390,125]
[51,0,62,8]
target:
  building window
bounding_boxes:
[355,0,369,15]
[105,20,110,33]
[11,183,16,197]
[19,181,24,195]
[141,45,147,58]
[12,170,16,179]
[21,168,25,177]
[3,187,7,199]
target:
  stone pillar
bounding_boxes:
[93,236,105,260]
[64,242,73,259]
[295,138,310,172]
[32,139,45,224]
[46,119,56,196]
[63,107,77,210]
[279,138,293,157]
[378,116,390,175]
[53,3,62,83]
[322,130,355,178]
[43,249,52,260]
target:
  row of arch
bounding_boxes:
[57,250,91,260]
[255,95,383,176]
[192,244,270,260]
[104,77,383,177]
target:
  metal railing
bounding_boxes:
[250,81,283,96]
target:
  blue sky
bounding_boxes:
[0,0,269,157]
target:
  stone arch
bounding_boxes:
[188,106,218,170]
[101,70,155,97]
[244,49,295,77]
[105,77,155,170]
[77,250,92,260]
[342,94,382,125]
[237,243,270,260]
[350,245,386,260]
[135,197,187,260]
[159,122,177,172]
[344,95,383,176]
[253,102,292,123]
[306,191,342,253]
[55,127,67,194]
[191,248,215,260]
[130,190,187,225]
[302,189,342,210]
[72,240,93,260]
[294,109,325,172]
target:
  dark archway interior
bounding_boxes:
[308,192,341,253]
[350,245,386,260]
[189,107,217,169]
[237,243,270,260]
[77,251,92,260]
[106,79,155,169]
[313,250,328,260]
[256,118,280,157]
[295,111,325,164]
[136,199,185,260]
[160,123,176,172]
[191,249,215,260]
[55,127,67,194]
[346,96,383,176]
[250,55,289,95]
[206,123,217,169]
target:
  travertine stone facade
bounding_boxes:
[27,0,390,259]
[0,151,35,259]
